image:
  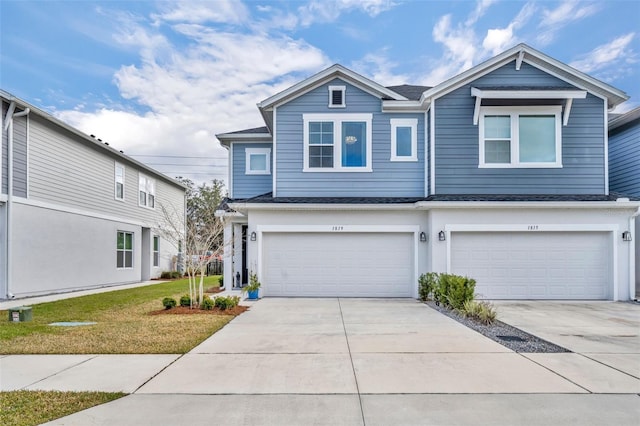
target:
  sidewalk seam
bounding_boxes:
[132,354,186,394]
[19,355,97,390]
[338,298,366,426]
[517,352,592,394]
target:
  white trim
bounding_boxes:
[114,162,125,202]
[228,142,234,198]
[415,200,640,209]
[430,101,436,195]
[273,106,277,197]
[478,105,563,168]
[424,109,429,197]
[470,87,586,126]
[256,224,420,298]
[444,224,619,301]
[25,114,30,198]
[245,147,271,175]
[390,118,418,162]
[302,113,373,172]
[515,49,525,70]
[13,196,148,226]
[604,100,609,195]
[230,202,419,212]
[382,100,427,112]
[328,85,346,108]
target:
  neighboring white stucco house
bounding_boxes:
[1,90,186,299]
[217,44,639,301]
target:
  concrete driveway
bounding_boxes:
[44,298,640,426]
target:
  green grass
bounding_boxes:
[0,390,126,426]
[0,276,236,354]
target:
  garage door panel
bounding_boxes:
[451,232,611,300]
[263,232,413,297]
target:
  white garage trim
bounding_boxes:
[442,224,619,300]
[256,225,420,298]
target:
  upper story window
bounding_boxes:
[138,174,156,208]
[245,148,271,175]
[303,113,372,172]
[328,85,346,108]
[390,118,418,162]
[479,106,562,168]
[114,163,125,201]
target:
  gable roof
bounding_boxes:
[385,84,431,101]
[609,106,640,131]
[1,90,186,189]
[422,43,629,109]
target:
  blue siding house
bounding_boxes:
[608,107,640,298]
[217,44,639,301]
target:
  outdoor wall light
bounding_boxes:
[622,231,632,242]
[250,231,257,241]
[419,232,427,242]
[438,230,446,241]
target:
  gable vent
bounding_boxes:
[328,85,346,108]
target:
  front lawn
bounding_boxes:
[0,276,236,354]
[0,390,125,426]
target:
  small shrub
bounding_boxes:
[201,296,215,310]
[215,295,240,310]
[218,275,224,286]
[162,297,177,310]
[418,272,439,301]
[171,271,182,279]
[461,300,497,325]
[179,294,191,307]
[160,271,172,279]
[436,274,475,310]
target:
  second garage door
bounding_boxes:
[262,232,414,297]
[451,231,611,300]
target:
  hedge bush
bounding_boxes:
[179,294,191,307]
[162,297,177,310]
[201,296,215,310]
[215,295,240,310]
[418,272,475,310]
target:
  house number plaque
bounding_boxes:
[331,226,344,231]
[527,225,539,230]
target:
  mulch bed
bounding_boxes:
[425,301,570,353]
[149,305,248,316]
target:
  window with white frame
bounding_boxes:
[117,231,133,269]
[479,106,562,168]
[390,118,418,161]
[153,235,160,267]
[245,148,271,175]
[328,85,346,108]
[115,163,125,200]
[138,174,156,208]
[303,113,372,172]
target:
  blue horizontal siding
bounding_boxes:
[275,78,425,197]
[232,142,273,198]
[434,61,606,195]
[609,119,640,197]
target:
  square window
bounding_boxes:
[245,148,271,175]
[519,115,556,163]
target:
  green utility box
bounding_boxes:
[8,306,32,322]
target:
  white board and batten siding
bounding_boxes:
[260,229,416,297]
[451,231,612,300]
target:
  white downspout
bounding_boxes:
[630,207,640,301]
[3,102,30,299]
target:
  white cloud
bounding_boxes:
[570,33,635,73]
[482,2,535,56]
[153,0,249,25]
[350,51,410,85]
[298,0,396,26]
[465,0,497,26]
[537,0,599,45]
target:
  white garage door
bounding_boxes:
[262,232,414,297]
[451,232,611,300]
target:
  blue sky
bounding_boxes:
[1,0,638,184]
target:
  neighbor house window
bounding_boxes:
[117,231,133,269]
[115,163,125,200]
[479,106,562,168]
[138,174,156,208]
[328,85,346,108]
[390,118,418,161]
[245,148,271,175]
[303,113,372,172]
[153,235,160,267]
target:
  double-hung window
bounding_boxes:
[479,106,562,168]
[117,231,133,269]
[245,148,271,175]
[390,118,418,161]
[139,174,156,208]
[303,113,372,172]
[115,163,125,201]
[153,236,160,267]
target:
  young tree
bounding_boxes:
[156,179,228,308]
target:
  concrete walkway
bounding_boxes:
[3,298,633,425]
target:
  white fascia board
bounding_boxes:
[609,106,640,131]
[381,100,428,112]
[257,64,407,110]
[216,134,272,147]
[214,209,244,218]
[0,194,6,203]
[416,201,640,210]
[470,87,587,99]
[227,202,419,212]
